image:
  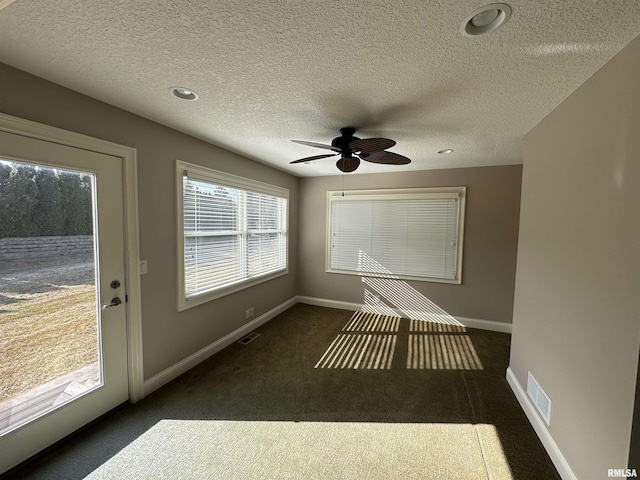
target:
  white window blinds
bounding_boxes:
[179,162,288,307]
[328,188,465,283]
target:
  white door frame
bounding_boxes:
[0,112,144,403]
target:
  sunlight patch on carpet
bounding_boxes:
[317,312,482,370]
[342,311,400,332]
[84,420,492,480]
[407,334,482,370]
[314,334,396,369]
[474,423,515,480]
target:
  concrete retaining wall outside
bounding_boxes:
[0,236,94,260]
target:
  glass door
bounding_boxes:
[0,130,129,474]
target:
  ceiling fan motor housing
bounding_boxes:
[331,127,360,153]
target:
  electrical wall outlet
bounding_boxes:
[245,307,254,320]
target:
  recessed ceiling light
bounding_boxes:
[169,86,199,101]
[438,149,454,154]
[461,3,512,37]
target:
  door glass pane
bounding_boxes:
[0,160,101,435]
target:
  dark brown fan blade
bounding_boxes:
[359,151,411,165]
[292,140,341,152]
[336,157,360,173]
[349,138,396,153]
[290,153,338,164]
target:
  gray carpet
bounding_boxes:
[4,304,560,479]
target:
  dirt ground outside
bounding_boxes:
[0,253,97,403]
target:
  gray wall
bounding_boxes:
[0,63,299,380]
[298,166,522,323]
[510,34,640,479]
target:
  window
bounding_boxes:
[327,187,465,284]
[177,161,288,310]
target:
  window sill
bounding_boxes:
[178,268,288,311]
[325,267,462,285]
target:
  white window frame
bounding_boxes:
[326,187,466,284]
[176,160,289,311]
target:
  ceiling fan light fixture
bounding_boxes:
[169,86,199,101]
[461,3,512,37]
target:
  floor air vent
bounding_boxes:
[238,332,261,345]
[527,371,552,426]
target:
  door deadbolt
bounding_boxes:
[110,280,121,289]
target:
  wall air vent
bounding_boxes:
[527,371,552,426]
[238,332,260,345]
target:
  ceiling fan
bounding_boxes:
[290,127,411,173]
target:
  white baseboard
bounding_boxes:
[295,296,512,333]
[455,315,512,333]
[296,295,361,312]
[506,367,577,480]
[143,296,297,397]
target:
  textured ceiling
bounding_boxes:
[0,1,638,177]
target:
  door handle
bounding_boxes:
[102,297,123,309]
